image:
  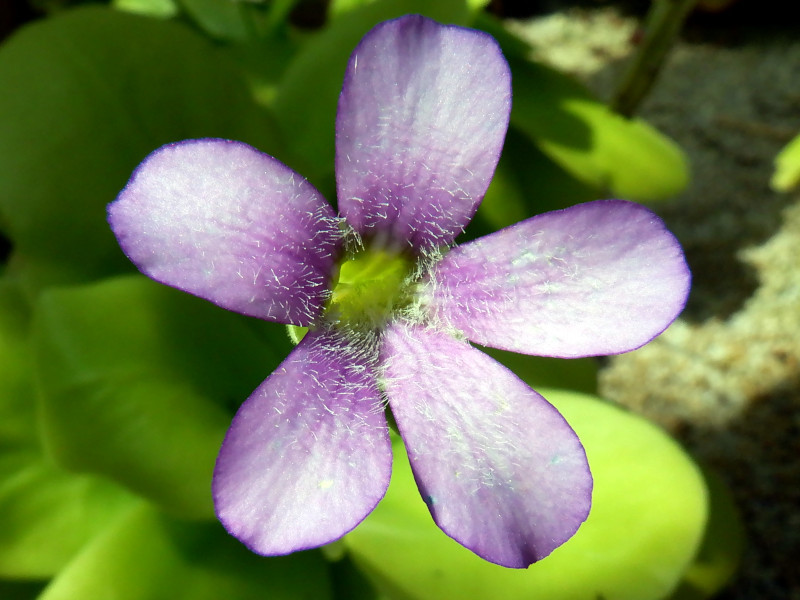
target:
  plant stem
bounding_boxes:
[611,0,699,117]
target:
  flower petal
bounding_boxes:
[335,15,511,252]
[108,139,342,326]
[424,200,690,357]
[381,323,591,568]
[213,329,391,555]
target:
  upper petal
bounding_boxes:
[108,139,343,326]
[423,200,690,357]
[381,323,591,568]
[335,15,511,253]
[213,328,392,555]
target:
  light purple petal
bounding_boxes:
[213,329,391,555]
[424,200,690,357]
[108,139,342,326]
[335,15,511,252]
[381,323,591,568]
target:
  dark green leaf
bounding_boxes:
[473,127,602,235]
[669,467,745,600]
[0,278,135,578]
[33,275,289,518]
[176,0,253,41]
[0,6,282,291]
[479,343,598,395]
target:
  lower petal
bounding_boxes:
[380,323,591,568]
[213,329,391,555]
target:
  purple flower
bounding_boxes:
[108,15,690,568]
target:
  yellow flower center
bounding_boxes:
[287,247,415,344]
[325,248,414,330]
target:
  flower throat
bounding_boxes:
[324,246,416,330]
[287,246,417,344]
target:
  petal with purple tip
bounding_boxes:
[335,15,511,252]
[381,323,591,568]
[424,200,690,357]
[108,139,342,326]
[213,328,391,555]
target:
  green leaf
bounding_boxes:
[508,56,690,202]
[272,0,469,182]
[474,127,602,234]
[344,390,707,600]
[39,503,333,600]
[0,6,282,291]
[0,278,136,578]
[0,454,136,579]
[32,275,289,518]
[771,131,800,192]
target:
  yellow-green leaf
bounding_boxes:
[509,57,690,202]
[771,131,800,192]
